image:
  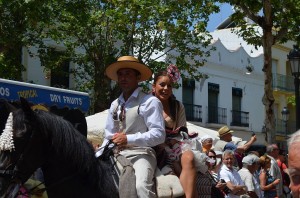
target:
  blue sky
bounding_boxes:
[207,3,233,32]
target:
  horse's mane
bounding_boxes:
[30,110,103,187]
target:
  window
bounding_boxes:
[232,88,242,126]
[182,79,195,120]
[50,51,70,89]
[208,83,219,123]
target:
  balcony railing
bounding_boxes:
[230,110,249,127]
[272,73,294,92]
[183,103,202,122]
[275,119,296,136]
[207,106,227,124]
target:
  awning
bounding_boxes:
[0,78,90,113]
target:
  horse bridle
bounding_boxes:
[0,117,42,197]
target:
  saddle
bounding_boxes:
[98,141,184,198]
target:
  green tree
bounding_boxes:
[216,0,300,143]
[39,0,219,113]
[0,0,53,80]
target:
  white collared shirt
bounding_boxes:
[102,87,165,147]
[219,164,245,198]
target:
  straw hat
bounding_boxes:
[218,125,234,137]
[105,56,152,82]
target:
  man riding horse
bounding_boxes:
[96,56,165,198]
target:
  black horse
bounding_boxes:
[0,98,118,198]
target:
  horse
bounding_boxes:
[0,98,119,198]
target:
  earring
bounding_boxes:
[152,88,156,96]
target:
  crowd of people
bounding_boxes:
[97,55,294,198]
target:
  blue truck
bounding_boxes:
[0,78,90,113]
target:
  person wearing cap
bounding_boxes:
[100,55,165,198]
[218,149,247,198]
[238,154,261,198]
[200,135,214,154]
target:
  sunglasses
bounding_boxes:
[208,155,216,158]
[113,103,126,121]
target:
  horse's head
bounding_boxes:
[0,98,47,197]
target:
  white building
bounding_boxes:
[171,23,295,147]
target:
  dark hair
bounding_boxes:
[153,70,178,120]
[153,70,169,84]
[208,149,216,156]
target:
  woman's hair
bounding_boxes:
[153,70,179,120]
[153,70,169,85]
[209,149,216,156]
[259,155,271,168]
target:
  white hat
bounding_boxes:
[199,135,213,143]
[242,154,260,165]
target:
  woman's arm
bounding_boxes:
[259,171,280,191]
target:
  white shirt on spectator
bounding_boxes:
[238,167,256,193]
[219,164,245,198]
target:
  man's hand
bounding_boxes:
[112,132,127,146]
[249,134,257,143]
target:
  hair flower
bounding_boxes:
[167,64,180,83]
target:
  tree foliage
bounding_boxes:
[216,0,300,142]
[36,0,219,113]
[0,0,219,113]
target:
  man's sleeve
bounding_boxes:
[244,174,255,191]
[101,104,115,147]
[219,169,230,182]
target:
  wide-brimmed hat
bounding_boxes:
[105,56,152,82]
[218,125,234,137]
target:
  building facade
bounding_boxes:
[171,27,295,148]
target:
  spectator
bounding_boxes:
[238,154,260,198]
[214,126,257,170]
[208,150,222,181]
[266,144,284,197]
[276,150,290,196]
[247,152,263,198]
[259,155,280,198]
[200,135,214,154]
[287,129,300,198]
[218,149,247,198]
[214,126,257,153]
